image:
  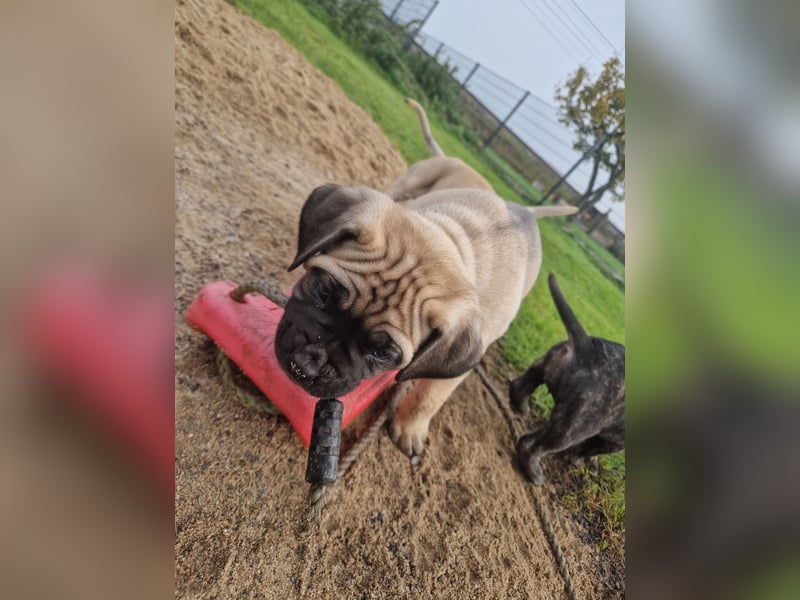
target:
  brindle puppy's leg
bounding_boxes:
[562,427,624,473]
[389,373,469,458]
[516,433,549,484]
[508,357,545,415]
[516,397,605,485]
[563,433,624,465]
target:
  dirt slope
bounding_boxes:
[175,0,621,597]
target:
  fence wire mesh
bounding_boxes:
[378,0,623,254]
[382,1,589,202]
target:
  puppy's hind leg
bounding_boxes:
[509,358,545,415]
[563,432,624,470]
[384,159,441,202]
[516,400,603,485]
[515,431,546,484]
[567,420,625,462]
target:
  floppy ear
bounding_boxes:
[396,316,483,381]
[288,184,365,271]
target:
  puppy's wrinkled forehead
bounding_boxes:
[303,252,414,351]
[307,248,418,309]
[290,184,476,351]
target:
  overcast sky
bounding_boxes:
[414,0,626,230]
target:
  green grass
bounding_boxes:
[562,452,626,554]
[484,148,544,201]
[231,0,625,548]
[559,222,625,284]
[483,147,625,289]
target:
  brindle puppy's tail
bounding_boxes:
[405,98,444,158]
[548,273,589,348]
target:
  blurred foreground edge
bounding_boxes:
[21,265,175,503]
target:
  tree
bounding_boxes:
[555,58,625,221]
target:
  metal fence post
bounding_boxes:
[461,62,480,88]
[402,0,440,50]
[539,127,617,203]
[389,0,404,21]
[483,90,530,149]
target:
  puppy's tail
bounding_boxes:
[527,205,578,218]
[548,273,589,348]
[406,98,444,158]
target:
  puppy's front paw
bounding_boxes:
[509,379,531,415]
[516,434,544,485]
[520,458,545,486]
[389,415,429,459]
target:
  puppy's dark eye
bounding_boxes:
[370,347,393,362]
[367,334,399,365]
[307,269,343,309]
[313,280,331,308]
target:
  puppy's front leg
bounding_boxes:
[389,374,468,458]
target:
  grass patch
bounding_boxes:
[484,147,545,203]
[561,452,626,554]
[231,0,625,549]
[559,222,625,285]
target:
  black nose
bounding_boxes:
[290,344,328,380]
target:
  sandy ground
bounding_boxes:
[174,0,623,597]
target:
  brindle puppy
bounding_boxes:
[510,273,624,484]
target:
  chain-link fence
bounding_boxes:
[378,0,623,255]
[381,0,438,29]
[381,1,594,203]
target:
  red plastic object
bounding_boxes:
[23,266,174,498]
[184,281,397,448]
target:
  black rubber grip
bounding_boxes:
[305,398,343,484]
